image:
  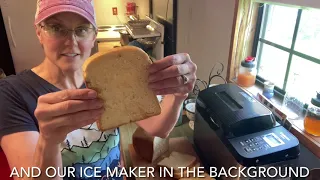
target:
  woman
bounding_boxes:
[0,0,197,179]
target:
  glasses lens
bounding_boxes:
[42,24,95,40]
[76,28,95,40]
[76,28,88,37]
[43,25,64,38]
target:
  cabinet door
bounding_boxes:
[1,0,44,73]
[0,7,15,76]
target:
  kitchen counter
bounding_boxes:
[96,25,125,42]
[96,30,121,42]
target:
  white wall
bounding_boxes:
[177,0,236,84]
[93,0,149,26]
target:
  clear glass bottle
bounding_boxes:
[304,92,320,136]
[237,56,257,87]
[282,73,306,120]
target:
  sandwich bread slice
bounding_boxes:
[179,172,214,180]
[82,46,161,131]
[157,151,197,171]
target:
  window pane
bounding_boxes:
[257,43,289,88]
[295,9,320,59]
[286,56,320,104]
[263,5,298,48]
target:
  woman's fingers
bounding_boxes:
[147,53,197,96]
[153,83,195,95]
[149,73,195,90]
[37,99,104,118]
[38,89,98,104]
[148,63,191,83]
[148,53,196,84]
[148,53,189,74]
[35,89,105,145]
[51,107,105,128]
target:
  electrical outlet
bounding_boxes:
[112,7,118,15]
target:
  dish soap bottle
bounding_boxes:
[304,91,320,136]
[237,56,257,87]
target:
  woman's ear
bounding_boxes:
[91,33,97,48]
[35,25,43,44]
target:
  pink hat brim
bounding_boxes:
[34,4,97,29]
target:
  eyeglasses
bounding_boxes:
[39,24,96,41]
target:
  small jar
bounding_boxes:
[237,56,257,87]
[263,81,275,99]
[304,92,320,136]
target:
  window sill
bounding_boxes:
[230,79,320,158]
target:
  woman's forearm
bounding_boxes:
[136,94,186,138]
[31,135,62,180]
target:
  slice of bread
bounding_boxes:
[173,162,200,179]
[82,46,161,131]
[179,172,214,180]
[157,151,197,172]
[174,163,215,179]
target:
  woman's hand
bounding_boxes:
[34,89,104,145]
[148,53,197,97]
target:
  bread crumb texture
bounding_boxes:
[83,47,161,131]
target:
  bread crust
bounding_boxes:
[132,127,154,162]
[82,46,161,131]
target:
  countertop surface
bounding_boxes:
[96,30,121,42]
[96,25,124,42]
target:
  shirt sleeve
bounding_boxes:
[0,80,38,140]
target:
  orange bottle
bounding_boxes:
[304,92,320,136]
[237,56,257,87]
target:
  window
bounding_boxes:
[253,4,320,106]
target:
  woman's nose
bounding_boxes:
[64,32,79,46]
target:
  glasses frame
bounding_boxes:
[39,23,97,41]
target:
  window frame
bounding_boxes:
[236,1,320,160]
[252,3,320,101]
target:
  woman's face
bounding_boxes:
[36,12,96,72]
